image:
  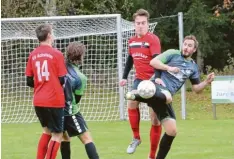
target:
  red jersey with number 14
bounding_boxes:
[129,32,161,80]
[25,45,67,107]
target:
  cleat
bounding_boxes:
[125,92,136,100]
[126,138,141,154]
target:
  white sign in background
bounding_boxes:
[211,77,234,103]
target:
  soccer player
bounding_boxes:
[60,42,99,159]
[127,35,215,159]
[119,9,162,159]
[25,24,67,159]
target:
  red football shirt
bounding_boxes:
[129,32,161,80]
[25,45,67,107]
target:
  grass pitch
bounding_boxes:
[2,91,234,159]
[2,120,234,159]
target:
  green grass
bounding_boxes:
[2,91,234,159]
[2,120,234,159]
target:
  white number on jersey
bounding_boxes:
[35,60,50,81]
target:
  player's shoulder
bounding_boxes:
[145,32,160,41]
[129,36,137,42]
[164,49,181,55]
[28,47,39,58]
[51,47,63,54]
[50,48,64,59]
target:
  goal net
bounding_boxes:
[1,14,157,123]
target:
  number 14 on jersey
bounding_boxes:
[35,60,50,82]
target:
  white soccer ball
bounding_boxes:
[137,80,156,99]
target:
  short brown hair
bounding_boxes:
[66,42,86,63]
[133,9,150,21]
[183,35,199,49]
[35,24,52,42]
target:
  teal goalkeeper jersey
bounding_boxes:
[64,62,87,116]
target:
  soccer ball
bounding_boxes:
[137,80,156,99]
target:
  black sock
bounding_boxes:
[85,142,99,159]
[156,133,175,159]
[60,141,71,159]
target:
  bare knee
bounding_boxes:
[51,132,63,142]
[162,90,172,104]
[166,128,177,136]
[79,132,93,144]
[162,119,177,136]
[42,127,51,135]
[127,100,139,109]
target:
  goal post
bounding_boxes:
[1,14,157,123]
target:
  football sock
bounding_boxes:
[60,141,71,159]
[128,108,141,140]
[149,125,162,158]
[46,140,60,159]
[37,133,51,159]
[156,133,175,159]
[85,142,99,159]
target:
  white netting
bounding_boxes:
[1,15,157,123]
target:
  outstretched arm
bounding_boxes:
[192,72,215,93]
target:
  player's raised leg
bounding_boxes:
[126,83,172,105]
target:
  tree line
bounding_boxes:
[1,0,234,73]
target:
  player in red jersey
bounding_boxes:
[119,9,162,159]
[25,24,67,159]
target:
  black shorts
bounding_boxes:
[151,103,176,122]
[34,106,64,133]
[149,84,176,121]
[132,78,142,90]
[64,112,88,137]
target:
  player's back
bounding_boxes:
[64,62,87,116]
[26,45,67,107]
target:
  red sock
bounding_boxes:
[37,133,51,159]
[46,140,60,159]
[149,125,162,158]
[128,108,140,140]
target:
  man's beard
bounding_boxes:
[181,52,190,58]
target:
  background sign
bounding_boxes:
[211,76,234,103]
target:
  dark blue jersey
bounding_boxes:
[64,62,87,116]
[156,49,200,95]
